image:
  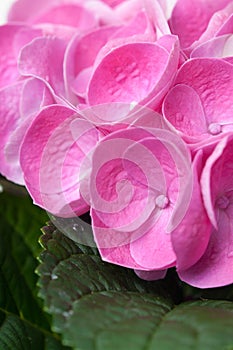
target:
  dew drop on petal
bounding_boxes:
[130,101,137,110]
[208,123,222,135]
[155,194,169,209]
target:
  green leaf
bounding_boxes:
[0,309,67,350]
[181,281,233,302]
[0,190,69,349]
[38,223,233,350]
[37,224,173,347]
[147,300,233,350]
[63,291,170,350]
[68,298,233,350]
[0,192,49,326]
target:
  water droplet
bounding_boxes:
[73,224,79,231]
[208,123,222,135]
[51,273,58,280]
[130,101,137,111]
[155,194,169,209]
[62,310,74,318]
[0,184,3,193]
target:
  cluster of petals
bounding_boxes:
[1,0,233,288]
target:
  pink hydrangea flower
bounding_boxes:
[163,58,233,143]
[0,0,179,183]
[0,1,99,183]
[180,134,233,287]
[1,0,233,288]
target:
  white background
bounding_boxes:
[0,0,16,24]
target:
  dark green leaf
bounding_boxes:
[147,300,233,350]
[0,309,67,350]
[0,192,49,326]
[0,190,69,349]
[38,223,233,350]
[181,281,233,302]
[37,223,172,348]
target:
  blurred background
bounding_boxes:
[0,0,15,24]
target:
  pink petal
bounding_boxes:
[111,10,155,40]
[36,23,77,42]
[20,78,55,118]
[170,0,232,48]
[0,24,41,88]
[132,109,168,129]
[200,136,231,228]
[163,84,207,141]
[144,0,171,37]
[89,133,157,232]
[8,0,97,29]
[134,269,167,281]
[94,11,157,65]
[64,26,119,100]
[4,79,55,182]
[179,217,233,288]
[19,36,66,98]
[71,67,93,98]
[8,0,51,22]
[190,2,233,51]
[169,58,233,138]
[4,116,35,185]
[179,134,233,287]
[91,209,146,269]
[88,36,179,109]
[157,0,177,19]
[92,191,176,270]
[217,13,233,35]
[115,0,145,22]
[191,34,233,60]
[102,0,125,7]
[91,126,191,270]
[79,103,167,134]
[84,1,117,26]
[171,151,212,270]
[33,4,97,30]
[20,105,96,217]
[0,82,24,183]
[130,209,177,269]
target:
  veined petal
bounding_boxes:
[170,0,232,48]
[88,36,179,110]
[20,105,99,217]
[19,36,67,98]
[180,134,233,287]
[0,24,41,88]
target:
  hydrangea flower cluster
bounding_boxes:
[1,0,233,288]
